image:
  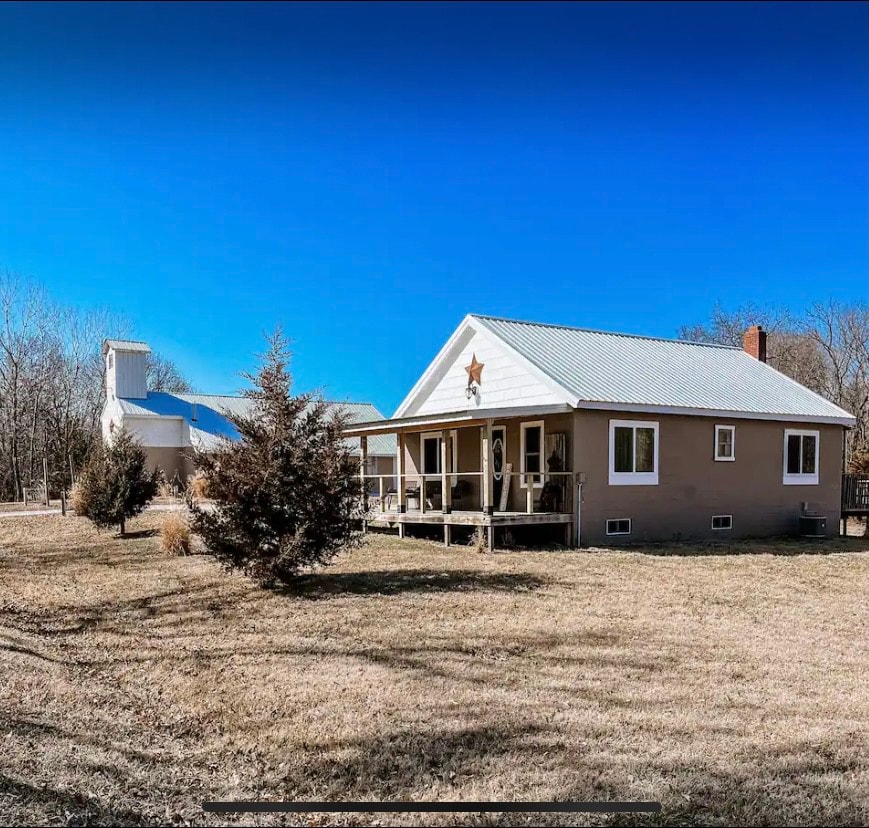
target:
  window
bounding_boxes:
[711,515,733,530]
[520,421,545,488]
[420,431,457,481]
[606,518,631,536]
[783,429,819,485]
[714,425,735,461]
[608,420,659,485]
[107,353,113,370]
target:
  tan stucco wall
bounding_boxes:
[574,410,844,545]
[143,447,195,483]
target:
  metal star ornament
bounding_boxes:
[465,353,484,386]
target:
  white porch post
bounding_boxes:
[483,419,495,515]
[481,427,489,513]
[396,433,406,513]
[441,429,452,514]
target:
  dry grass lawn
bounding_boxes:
[0,514,867,826]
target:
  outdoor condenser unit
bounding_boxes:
[799,512,827,538]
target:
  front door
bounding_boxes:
[491,426,506,510]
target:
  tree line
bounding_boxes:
[1,268,866,505]
[680,300,869,471]
[0,270,190,502]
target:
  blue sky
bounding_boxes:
[1,2,867,413]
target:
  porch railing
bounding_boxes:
[842,473,869,514]
[361,471,576,516]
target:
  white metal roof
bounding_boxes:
[118,393,396,455]
[102,339,152,354]
[466,314,855,424]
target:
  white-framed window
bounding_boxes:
[420,431,458,482]
[608,419,659,485]
[711,514,733,530]
[714,425,735,461]
[783,429,819,485]
[520,420,545,489]
[606,518,632,536]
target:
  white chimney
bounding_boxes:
[102,339,151,400]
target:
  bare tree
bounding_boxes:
[682,300,869,471]
[146,352,192,393]
[0,270,192,502]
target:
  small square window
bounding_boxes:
[714,425,735,461]
[711,514,733,530]
[606,518,632,536]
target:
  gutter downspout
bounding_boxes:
[575,477,583,548]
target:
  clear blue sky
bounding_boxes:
[1,2,867,413]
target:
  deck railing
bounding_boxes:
[842,473,869,514]
[361,471,576,516]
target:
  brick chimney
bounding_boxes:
[743,325,767,363]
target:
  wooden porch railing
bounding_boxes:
[842,473,869,514]
[361,471,576,516]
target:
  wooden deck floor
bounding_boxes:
[365,509,573,527]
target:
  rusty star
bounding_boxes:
[465,353,484,386]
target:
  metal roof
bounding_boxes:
[102,339,152,354]
[118,393,396,455]
[472,314,855,424]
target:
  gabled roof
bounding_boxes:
[102,339,152,354]
[393,314,855,425]
[117,392,397,454]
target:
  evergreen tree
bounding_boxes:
[189,328,364,585]
[74,428,159,535]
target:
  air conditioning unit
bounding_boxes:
[799,513,827,538]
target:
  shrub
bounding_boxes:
[189,328,365,586]
[74,428,159,535]
[187,473,209,500]
[69,483,86,515]
[160,512,191,555]
[469,526,488,554]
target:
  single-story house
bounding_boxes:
[100,339,396,483]
[344,314,856,547]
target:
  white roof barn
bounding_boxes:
[101,339,395,480]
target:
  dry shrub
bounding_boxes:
[158,480,173,499]
[469,526,488,554]
[160,512,191,555]
[69,484,86,515]
[187,474,209,500]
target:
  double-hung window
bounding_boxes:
[714,425,735,461]
[783,429,819,485]
[609,420,659,485]
[520,421,544,489]
[420,431,458,483]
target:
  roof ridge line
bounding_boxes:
[162,391,378,407]
[471,313,741,350]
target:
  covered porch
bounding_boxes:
[346,406,579,549]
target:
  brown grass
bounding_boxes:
[0,515,867,826]
[160,512,191,555]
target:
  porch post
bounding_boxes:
[483,418,495,515]
[481,427,490,513]
[359,435,368,531]
[441,429,452,514]
[396,432,406,513]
